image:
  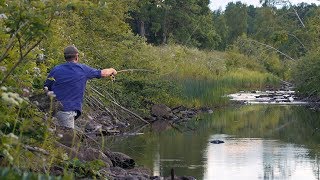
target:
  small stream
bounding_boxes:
[108,81,320,180]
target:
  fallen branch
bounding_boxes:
[110,100,150,124]
[23,145,49,155]
[90,86,150,124]
[86,94,120,123]
[245,39,295,61]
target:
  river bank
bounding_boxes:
[71,104,212,179]
[28,79,320,179]
[29,92,213,179]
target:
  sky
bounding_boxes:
[209,0,320,11]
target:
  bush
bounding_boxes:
[292,50,320,97]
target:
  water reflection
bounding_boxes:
[108,105,320,180]
[204,135,316,180]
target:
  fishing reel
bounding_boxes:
[110,74,115,82]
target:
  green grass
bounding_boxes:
[180,69,279,108]
[136,44,280,107]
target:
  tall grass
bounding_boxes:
[142,45,227,80]
[136,44,280,107]
[180,69,279,108]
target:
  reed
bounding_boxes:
[179,69,279,107]
[137,44,279,107]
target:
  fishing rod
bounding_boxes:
[110,68,155,81]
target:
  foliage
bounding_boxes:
[292,50,320,97]
[0,167,63,180]
[224,2,248,45]
[64,158,106,178]
[213,1,317,59]
[128,0,220,49]
[227,37,292,79]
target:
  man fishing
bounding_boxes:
[44,45,117,129]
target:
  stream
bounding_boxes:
[108,82,320,180]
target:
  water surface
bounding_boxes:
[109,105,320,180]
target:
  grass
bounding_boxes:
[136,44,280,108]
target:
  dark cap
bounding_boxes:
[64,45,79,55]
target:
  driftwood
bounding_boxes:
[89,86,150,124]
[23,145,49,155]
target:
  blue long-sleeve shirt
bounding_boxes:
[44,62,101,114]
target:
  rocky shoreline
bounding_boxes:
[52,103,209,179]
[30,93,210,179]
[76,104,212,179]
[227,81,309,105]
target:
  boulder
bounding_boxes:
[127,167,152,179]
[151,120,171,132]
[79,147,113,167]
[151,104,171,117]
[56,127,81,148]
[109,166,128,176]
[105,151,135,169]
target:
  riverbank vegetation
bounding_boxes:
[0,0,319,178]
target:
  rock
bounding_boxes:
[171,106,188,113]
[171,115,180,121]
[102,129,121,136]
[187,111,196,118]
[199,107,211,112]
[288,96,294,102]
[164,168,197,180]
[56,127,81,148]
[50,165,64,176]
[151,104,171,117]
[127,167,152,179]
[106,151,135,169]
[79,147,113,167]
[151,120,171,132]
[85,121,102,132]
[109,166,128,177]
[210,140,224,144]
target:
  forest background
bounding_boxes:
[0,0,319,178]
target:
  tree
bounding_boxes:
[247,5,257,35]
[0,0,59,86]
[213,9,228,50]
[224,2,248,44]
[129,0,219,49]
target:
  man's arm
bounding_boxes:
[83,65,117,79]
[101,68,117,77]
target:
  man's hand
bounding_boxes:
[101,68,117,77]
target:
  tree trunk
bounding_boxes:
[162,10,168,45]
[138,20,145,38]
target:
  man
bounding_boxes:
[44,45,117,129]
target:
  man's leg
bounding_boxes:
[55,111,79,147]
[56,111,77,129]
